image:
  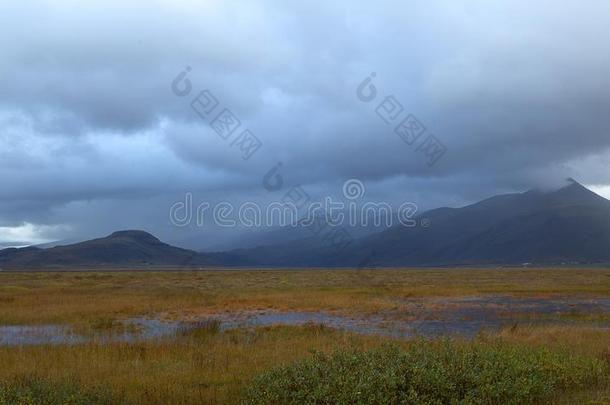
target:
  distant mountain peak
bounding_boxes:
[522,178,607,205]
[535,177,582,193]
[108,230,161,243]
[560,177,586,190]
[545,178,608,205]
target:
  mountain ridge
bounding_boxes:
[2,180,609,268]
[220,179,610,267]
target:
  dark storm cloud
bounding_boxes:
[1,0,610,244]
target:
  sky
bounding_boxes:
[2,0,610,248]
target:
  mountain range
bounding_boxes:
[2,179,609,269]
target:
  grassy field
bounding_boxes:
[0,325,385,403]
[0,268,609,403]
[1,268,610,325]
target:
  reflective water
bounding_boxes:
[2,295,610,346]
[0,325,83,346]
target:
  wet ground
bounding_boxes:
[0,325,83,346]
[210,295,610,338]
[0,319,178,346]
[2,295,610,346]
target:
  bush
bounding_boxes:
[0,376,121,405]
[244,341,606,404]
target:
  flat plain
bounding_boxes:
[1,268,610,404]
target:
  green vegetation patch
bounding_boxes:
[0,377,122,405]
[244,341,607,404]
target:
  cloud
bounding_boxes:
[0,222,70,245]
[1,0,610,244]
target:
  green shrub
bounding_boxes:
[0,376,122,405]
[244,341,607,404]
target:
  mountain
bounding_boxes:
[353,179,610,266]
[3,180,609,268]
[225,179,610,267]
[0,230,219,269]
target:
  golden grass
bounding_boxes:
[0,325,387,404]
[1,268,610,325]
[490,324,610,358]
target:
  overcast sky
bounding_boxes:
[2,0,610,247]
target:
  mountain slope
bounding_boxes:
[228,179,610,266]
[358,179,610,266]
[0,230,217,268]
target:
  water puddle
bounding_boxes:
[0,319,182,347]
[394,295,610,337]
[0,325,84,346]
[2,295,610,346]
[216,312,400,336]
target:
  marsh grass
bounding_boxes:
[1,269,610,403]
[0,325,385,404]
[176,318,221,338]
[505,310,610,324]
[70,317,142,338]
[2,268,610,325]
